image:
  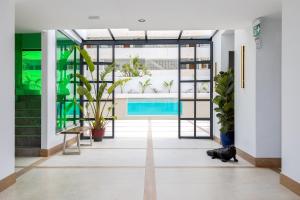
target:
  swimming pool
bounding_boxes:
[127,100,182,116]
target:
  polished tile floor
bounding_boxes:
[1,120,299,200]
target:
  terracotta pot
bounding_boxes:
[92,128,105,142]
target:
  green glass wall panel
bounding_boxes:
[15,33,42,148]
[21,51,42,92]
[56,31,80,132]
[15,33,42,96]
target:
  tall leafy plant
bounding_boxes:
[213,68,234,133]
[74,46,130,130]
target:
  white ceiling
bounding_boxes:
[15,0,281,33]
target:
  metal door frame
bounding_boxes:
[178,42,213,139]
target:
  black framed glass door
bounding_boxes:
[178,42,213,139]
[80,44,115,138]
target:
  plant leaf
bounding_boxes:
[75,45,95,72]
[76,73,92,91]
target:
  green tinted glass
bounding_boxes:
[56,31,80,131]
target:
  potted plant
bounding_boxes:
[74,46,130,141]
[139,79,152,93]
[213,68,234,147]
[163,80,174,93]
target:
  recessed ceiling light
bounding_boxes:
[88,16,100,20]
[138,18,146,23]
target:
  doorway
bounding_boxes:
[80,38,213,139]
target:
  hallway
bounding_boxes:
[2,120,299,200]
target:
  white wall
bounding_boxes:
[42,30,73,149]
[282,0,300,183]
[114,69,210,94]
[0,0,15,180]
[221,32,234,70]
[234,16,282,158]
[212,30,235,138]
[255,16,281,158]
[234,28,257,156]
[212,31,222,138]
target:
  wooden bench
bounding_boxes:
[60,126,92,155]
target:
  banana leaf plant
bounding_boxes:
[74,45,130,131]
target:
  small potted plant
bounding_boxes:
[139,79,152,93]
[74,46,130,141]
[213,68,234,147]
[163,80,174,93]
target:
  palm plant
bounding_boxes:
[74,46,130,140]
[139,79,152,93]
[163,80,174,93]
[120,56,151,77]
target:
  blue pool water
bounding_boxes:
[128,100,182,116]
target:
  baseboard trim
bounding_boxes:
[236,148,281,168]
[0,173,16,192]
[213,137,281,168]
[280,174,300,196]
[213,136,221,144]
[40,137,77,157]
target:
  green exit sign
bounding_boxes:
[253,24,261,38]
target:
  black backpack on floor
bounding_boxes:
[207,146,238,162]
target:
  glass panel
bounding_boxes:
[56,31,79,131]
[83,64,97,81]
[180,64,194,81]
[83,45,97,62]
[84,29,112,40]
[196,120,210,137]
[196,64,210,81]
[103,83,113,100]
[104,121,113,137]
[99,45,113,62]
[147,30,180,39]
[180,101,194,118]
[83,83,97,100]
[196,44,210,61]
[111,29,145,40]
[180,83,194,99]
[180,44,194,62]
[114,44,178,95]
[83,102,113,118]
[181,30,215,39]
[196,101,210,118]
[15,33,42,146]
[99,65,113,81]
[180,120,194,137]
[196,82,210,99]
[20,51,42,94]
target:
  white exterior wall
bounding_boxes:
[0,0,15,180]
[282,0,300,183]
